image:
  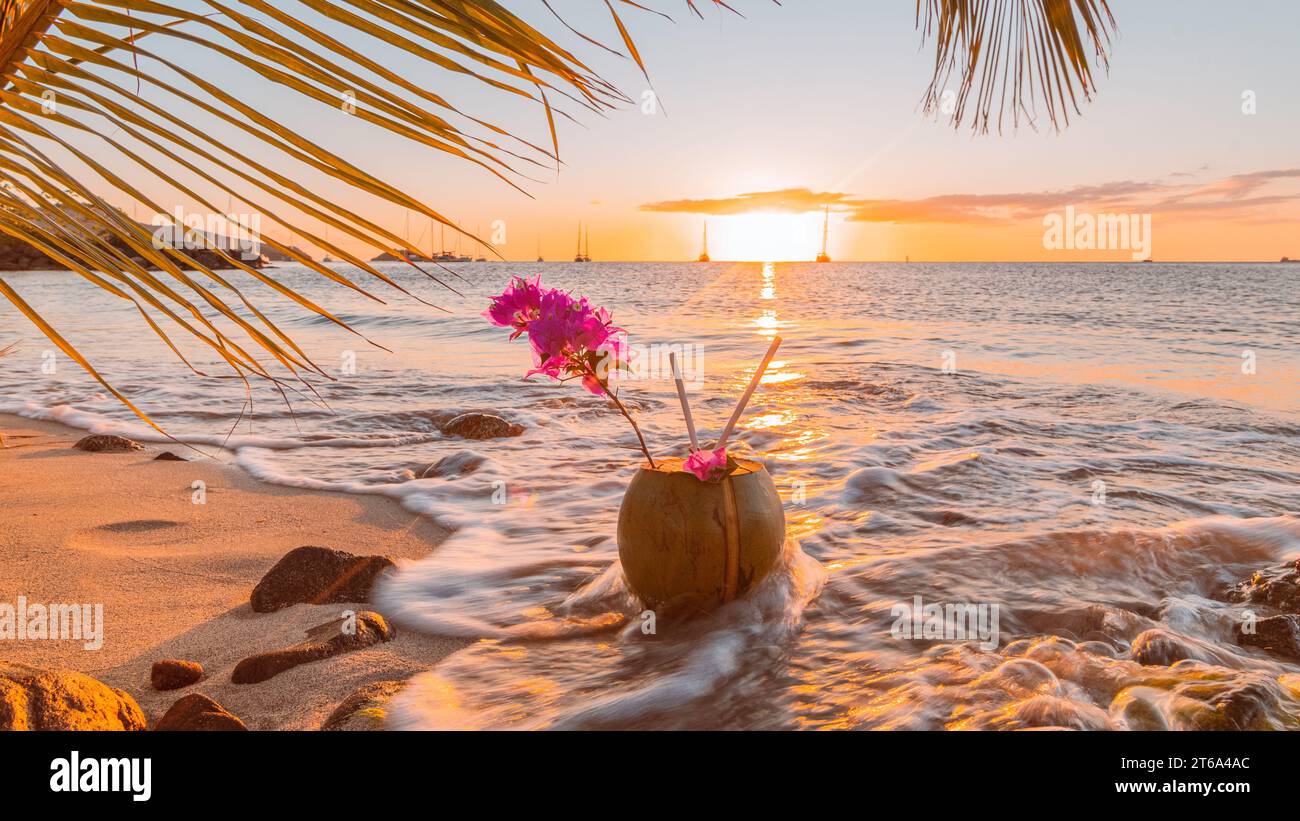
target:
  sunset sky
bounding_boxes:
[82,0,1300,262]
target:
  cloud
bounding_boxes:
[846,181,1176,224]
[638,169,1300,226]
[639,187,854,215]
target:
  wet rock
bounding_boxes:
[1009,694,1111,731]
[155,693,247,731]
[321,679,404,731]
[440,413,523,440]
[231,611,394,685]
[1181,680,1276,731]
[250,546,395,613]
[1077,640,1118,658]
[986,658,1061,697]
[153,451,186,462]
[0,664,146,731]
[1238,614,1300,660]
[1226,560,1300,613]
[73,434,143,453]
[420,450,486,479]
[150,659,203,691]
[1110,686,1170,731]
[1130,628,1198,666]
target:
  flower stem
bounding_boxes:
[583,362,656,468]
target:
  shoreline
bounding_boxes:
[0,413,470,730]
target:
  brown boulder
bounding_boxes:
[0,664,146,731]
[1130,628,1199,666]
[420,450,487,479]
[321,680,404,731]
[1227,561,1300,613]
[153,451,187,462]
[73,434,144,453]
[155,693,247,731]
[231,611,395,685]
[1239,615,1300,660]
[150,659,204,691]
[440,413,523,440]
[250,546,395,613]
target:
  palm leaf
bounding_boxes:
[917,0,1115,133]
[0,1,1114,432]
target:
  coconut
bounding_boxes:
[616,456,785,610]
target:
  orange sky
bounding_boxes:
[70,1,1300,263]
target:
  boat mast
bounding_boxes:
[821,206,828,257]
[816,205,831,262]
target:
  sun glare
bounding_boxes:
[710,212,826,261]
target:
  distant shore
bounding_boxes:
[0,413,467,730]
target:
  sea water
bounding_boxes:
[1,261,1297,729]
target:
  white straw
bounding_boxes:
[715,336,782,450]
[669,352,700,452]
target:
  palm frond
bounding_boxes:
[0,0,734,429]
[918,0,1115,133]
[0,1,1115,432]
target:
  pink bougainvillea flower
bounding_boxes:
[684,446,729,482]
[483,276,654,467]
[483,275,544,339]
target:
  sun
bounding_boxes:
[708,212,827,262]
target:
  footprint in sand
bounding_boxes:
[95,519,182,534]
[67,519,192,558]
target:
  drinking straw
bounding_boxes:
[669,351,700,452]
[715,336,782,450]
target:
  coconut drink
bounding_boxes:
[617,456,784,609]
[483,276,786,609]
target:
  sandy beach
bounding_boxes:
[0,412,470,730]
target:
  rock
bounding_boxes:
[1226,560,1300,613]
[73,434,143,453]
[250,546,396,613]
[440,413,523,440]
[1110,687,1170,731]
[0,664,146,731]
[1180,680,1276,731]
[150,659,203,691]
[1130,628,1198,666]
[153,451,186,462]
[321,680,404,731]
[154,693,247,731]
[1238,615,1300,660]
[420,450,486,479]
[231,611,394,685]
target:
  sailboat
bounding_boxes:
[697,222,710,262]
[473,224,487,261]
[536,237,544,263]
[432,224,458,262]
[574,223,589,262]
[815,205,831,263]
[448,222,470,262]
[584,226,591,262]
[322,225,335,263]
